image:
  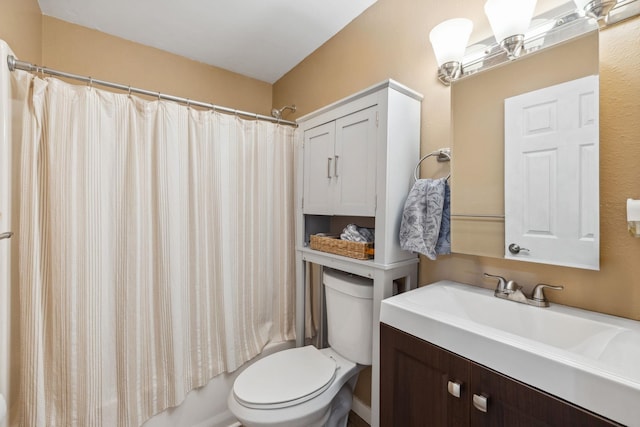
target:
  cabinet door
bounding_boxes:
[334,106,377,216]
[380,324,469,427]
[469,362,621,427]
[303,122,335,214]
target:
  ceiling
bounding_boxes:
[37,0,378,84]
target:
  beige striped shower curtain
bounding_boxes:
[10,71,296,426]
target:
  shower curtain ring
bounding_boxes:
[186,99,191,108]
[127,86,132,97]
[157,91,161,101]
[88,77,93,88]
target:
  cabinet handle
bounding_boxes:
[327,157,332,178]
[334,155,339,177]
[472,393,489,413]
[447,380,462,398]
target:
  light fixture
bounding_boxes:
[429,0,636,86]
[429,18,474,85]
[525,19,555,51]
[573,0,619,20]
[484,0,537,59]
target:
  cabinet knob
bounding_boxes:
[447,380,462,398]
[334,155,339,177]
[327,157,332,179]
[472,393,489,413]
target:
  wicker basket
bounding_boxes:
[309,234,374,260]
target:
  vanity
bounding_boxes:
[379,281,640,426]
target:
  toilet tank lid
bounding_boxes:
[233,346,336,408]
[323,269,373,299]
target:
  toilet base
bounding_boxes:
[325,384,353,427]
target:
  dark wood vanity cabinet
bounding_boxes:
[380,324,622,427]
[380,322,469,426]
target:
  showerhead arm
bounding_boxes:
[271,104,296,119]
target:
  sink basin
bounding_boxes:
[380,280,640,426]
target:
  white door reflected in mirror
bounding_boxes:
[504,75,599,270]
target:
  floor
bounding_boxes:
[347,410,369,427]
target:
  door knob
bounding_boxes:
[508,243,530,255]
[0,232,12,240]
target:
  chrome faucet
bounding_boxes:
[529,283,565,307]
[483,272,507,295]
[483,273,563,307]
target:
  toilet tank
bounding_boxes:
[323,269,373,365]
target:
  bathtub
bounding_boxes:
[143,340,295,427]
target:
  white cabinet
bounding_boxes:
[302,122,335,214]
[303,106,377,216]
[297,81,422,265]
[295,80,423,427]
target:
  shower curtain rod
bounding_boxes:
[6,55,298,127]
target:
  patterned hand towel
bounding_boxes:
[399,178,446,260]
[435,180,451,255]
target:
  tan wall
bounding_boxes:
[41,17,272,115]
[274,2,640,321]
[0,4,271,114]
[0,0,42,61]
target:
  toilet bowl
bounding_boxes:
[227,346,362,427]
[227,269,373,427]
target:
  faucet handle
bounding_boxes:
[505,280,522,293]
[483,273,507,292]
[531,284,564,303]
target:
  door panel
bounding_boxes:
[303,122,335,215]
[469,362,620,427]
[504,75,599,270]
[523,149,556,236]
[334,107,377,216]
[380,324,469,427]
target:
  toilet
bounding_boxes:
[227,269,373,427]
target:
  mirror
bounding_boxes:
[449,9,600,267]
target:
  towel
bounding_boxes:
[399,178,447,260]
[435,180,451,255]
[340,224,375,243]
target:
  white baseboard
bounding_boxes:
[351,395,371,425]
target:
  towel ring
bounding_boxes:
[414,149,451,181]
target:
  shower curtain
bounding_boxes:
[11,71,296,426]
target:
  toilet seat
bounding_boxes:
[233,346,337,409]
